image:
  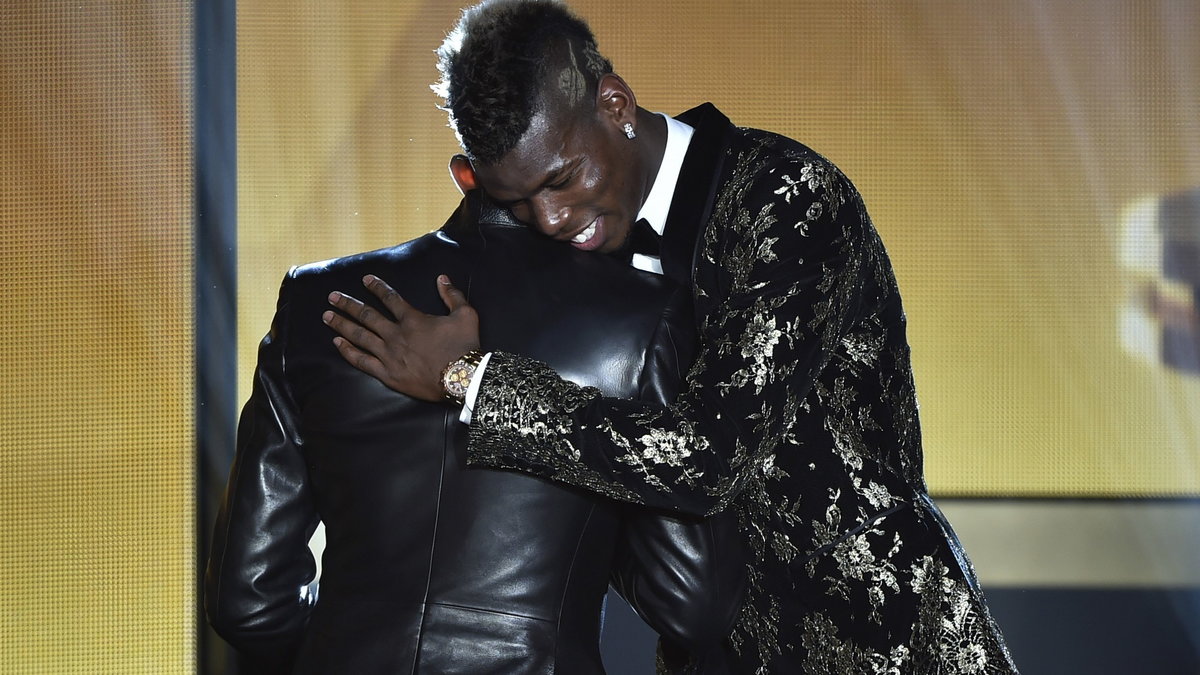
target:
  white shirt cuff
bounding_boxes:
[458,351,493,424]
[631,253,663,275]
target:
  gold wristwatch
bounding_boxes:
[440,349,484,405]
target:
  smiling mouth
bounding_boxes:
[571,219,598,244]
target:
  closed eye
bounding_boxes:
[547,167,578,190]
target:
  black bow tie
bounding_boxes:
[624,218,662,258]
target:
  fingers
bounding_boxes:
[330,335,391,383]
[362,275,416,319]
[323,304,387,357]
[328,288,392,330]
[437,274,471,313]
[352,273,470,317]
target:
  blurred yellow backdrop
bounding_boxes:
[2,2,1197,672]
[1,1,194,671]
[239,0,1200,497]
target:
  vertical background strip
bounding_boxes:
[0,1,195,671]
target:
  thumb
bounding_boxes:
[436,274,470,312]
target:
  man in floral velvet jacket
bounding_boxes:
[324,1,1019,672]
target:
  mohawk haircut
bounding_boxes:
[434,0,613,164]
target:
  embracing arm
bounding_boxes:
[321,153,872,517]
[467,156,870,516]
[205,274,319,666]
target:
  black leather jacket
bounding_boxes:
[205,193,745,673]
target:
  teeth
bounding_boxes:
[572,220,598,244]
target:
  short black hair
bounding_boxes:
[434,0,613,164]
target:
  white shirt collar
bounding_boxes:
[635,113,695,237]
[631,113,694,274]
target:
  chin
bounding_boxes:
[607,225,633,251]
[599,235,629,255]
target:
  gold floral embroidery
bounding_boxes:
[467,123,1017,673]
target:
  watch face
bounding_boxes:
[443,361,475,399]
[441,350,482,402]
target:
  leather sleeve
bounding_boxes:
[612,283,746,665]
[204,272,319,669]
[610,509,746,660]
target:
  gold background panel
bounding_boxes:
[238,0,1200,496]
[1,2,195,672]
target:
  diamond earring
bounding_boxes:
[623,122,636,139]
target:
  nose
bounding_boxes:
[528,194,572,237]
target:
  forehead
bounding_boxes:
[476,108,587,198]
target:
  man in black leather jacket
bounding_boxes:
[205,185,745,673]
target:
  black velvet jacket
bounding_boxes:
[465,105,1017,673]
[205,192,745,674]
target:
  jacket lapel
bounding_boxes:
[661,103,733,290]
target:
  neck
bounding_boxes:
[634,107,668,208]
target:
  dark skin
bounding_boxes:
[323,74,669,401]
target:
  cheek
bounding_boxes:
[581,164,622,208]
[606,151,637,205]
[580,166,602,193]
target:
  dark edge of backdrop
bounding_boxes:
[195,0,237,672]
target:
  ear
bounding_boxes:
[447,154,478,194]
[596,73,637,132]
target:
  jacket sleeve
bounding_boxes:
[466,152,871,517]
[610,508,746,654]
[204,272,319,666]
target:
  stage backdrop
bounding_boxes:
[3,1,1195,673]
